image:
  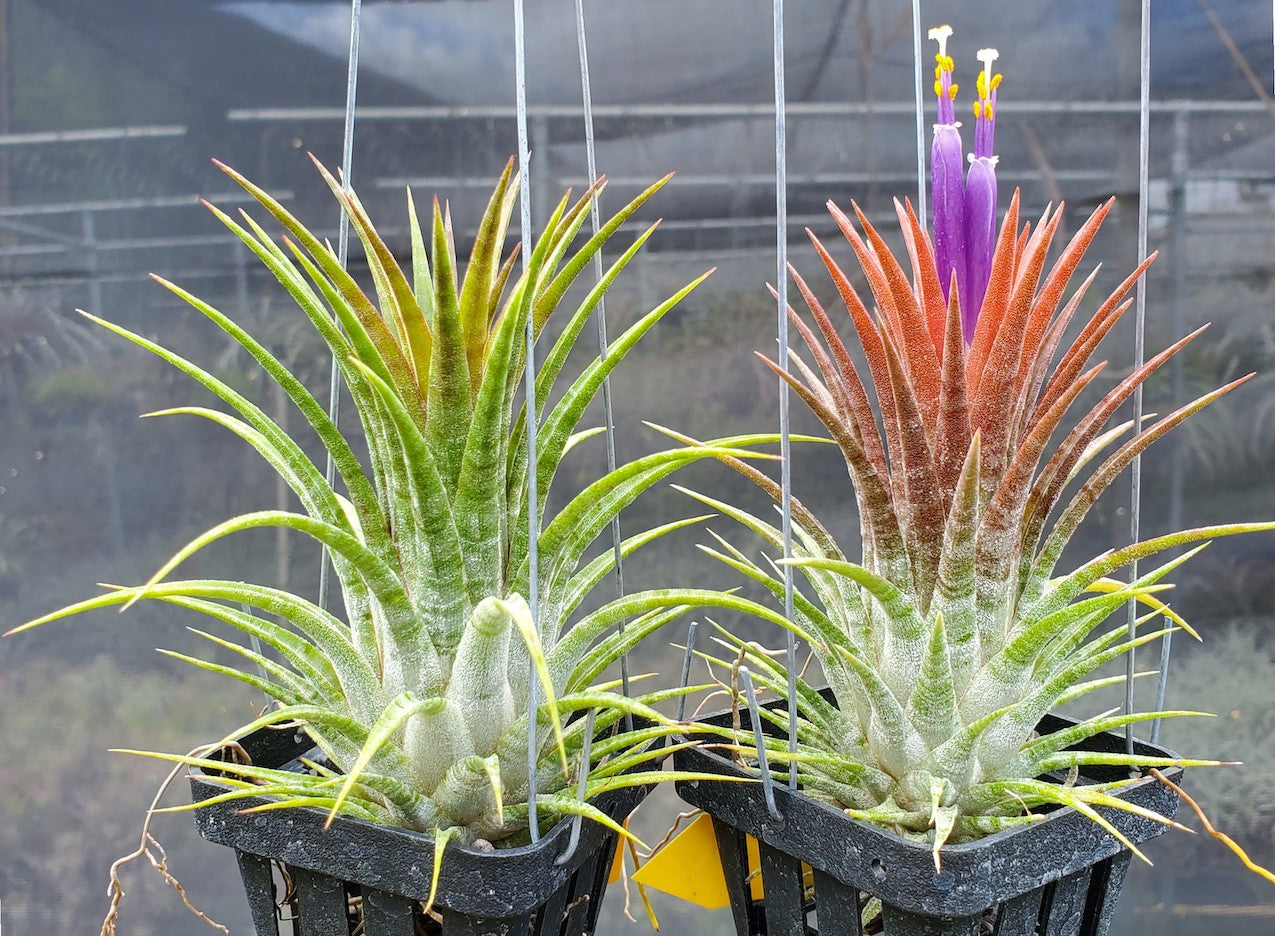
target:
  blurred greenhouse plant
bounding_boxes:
[0,656,256,934]
[1160,628,1275,868]
[0,292,106,419]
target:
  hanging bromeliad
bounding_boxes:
[671,24,1275,868]
[10,159,766,882]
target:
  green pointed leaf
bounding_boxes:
[407,188,436,328]
[349,358,470,659]
[425,199,475,495]
[213,161,425,427]
[459,157,516,383]
[533,174,672,331]
[424,826,460,915]
[156,647,305,706]
[149,275,388,554]
[908,613,958,749]
[313,157,433,385]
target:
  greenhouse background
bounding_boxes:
[0,0,1272,933]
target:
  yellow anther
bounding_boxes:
[973,101,982,119]
[934,80,943,98]
[935,65,943,81]
[991,73,1003,91]
[986,104,994,121]
[976,48,1000,104]
[948,84,959,100]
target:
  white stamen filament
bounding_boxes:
[977,48,999,99]
[929,24,953,60]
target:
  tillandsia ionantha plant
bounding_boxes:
[666,25,1275,869]
[7,156,763,862]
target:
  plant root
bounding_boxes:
[640,808,702,859]
[100,743,232,936]
[1149,768,1275,885]
[617,819,660,929]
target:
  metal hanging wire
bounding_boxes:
[772,0,799,794]
[1126,0,1152,757]
[573,0,631,705]
[676,620,700,722]
[911,0,927,221]
[548,1,621,856]
[318,0,362,614]
[512,0,543,844]
[741,667,783,821]
[554,708,596,865]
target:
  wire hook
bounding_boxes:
[555,708,597,866]
[740,667,782,823]
[676,620,700,723]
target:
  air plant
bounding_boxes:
[8,157,760,855]
[669,27,1275,868]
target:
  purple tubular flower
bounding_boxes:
[928,26,965,307]
[932,124,966,307]
[963,49,1001,343]
[963,158,995,341]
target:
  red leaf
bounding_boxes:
[809,227,904,507]
[787,262,890,479]
[1018,324,1210,580]
[897,198,947,359]
[1031,373,1253,586]
[935,273,971,508]
[849,201,941,439]
[1035,253,1156,422]
[878,324,944,611]
[967,189,1022,400]
[757,352,909,581]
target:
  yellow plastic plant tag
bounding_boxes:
[608,821,627,884]
[631,813,767,908]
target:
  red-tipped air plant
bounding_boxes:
[672,26,1275,869]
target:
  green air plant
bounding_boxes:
[9,157,761,853]
[668,28,1275,869]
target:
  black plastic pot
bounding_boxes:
[674,699,1182,936]
[190,724,654,936]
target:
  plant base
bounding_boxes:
[674,704,1182,936]
[190,726,652,936]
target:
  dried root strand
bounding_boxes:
[1150,769,1275,885]
[615,802,660,930]
[100,744,232,936]
[640,808,702,860]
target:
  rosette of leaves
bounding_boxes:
[670,191,1275,867]
[11,157,757,851]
